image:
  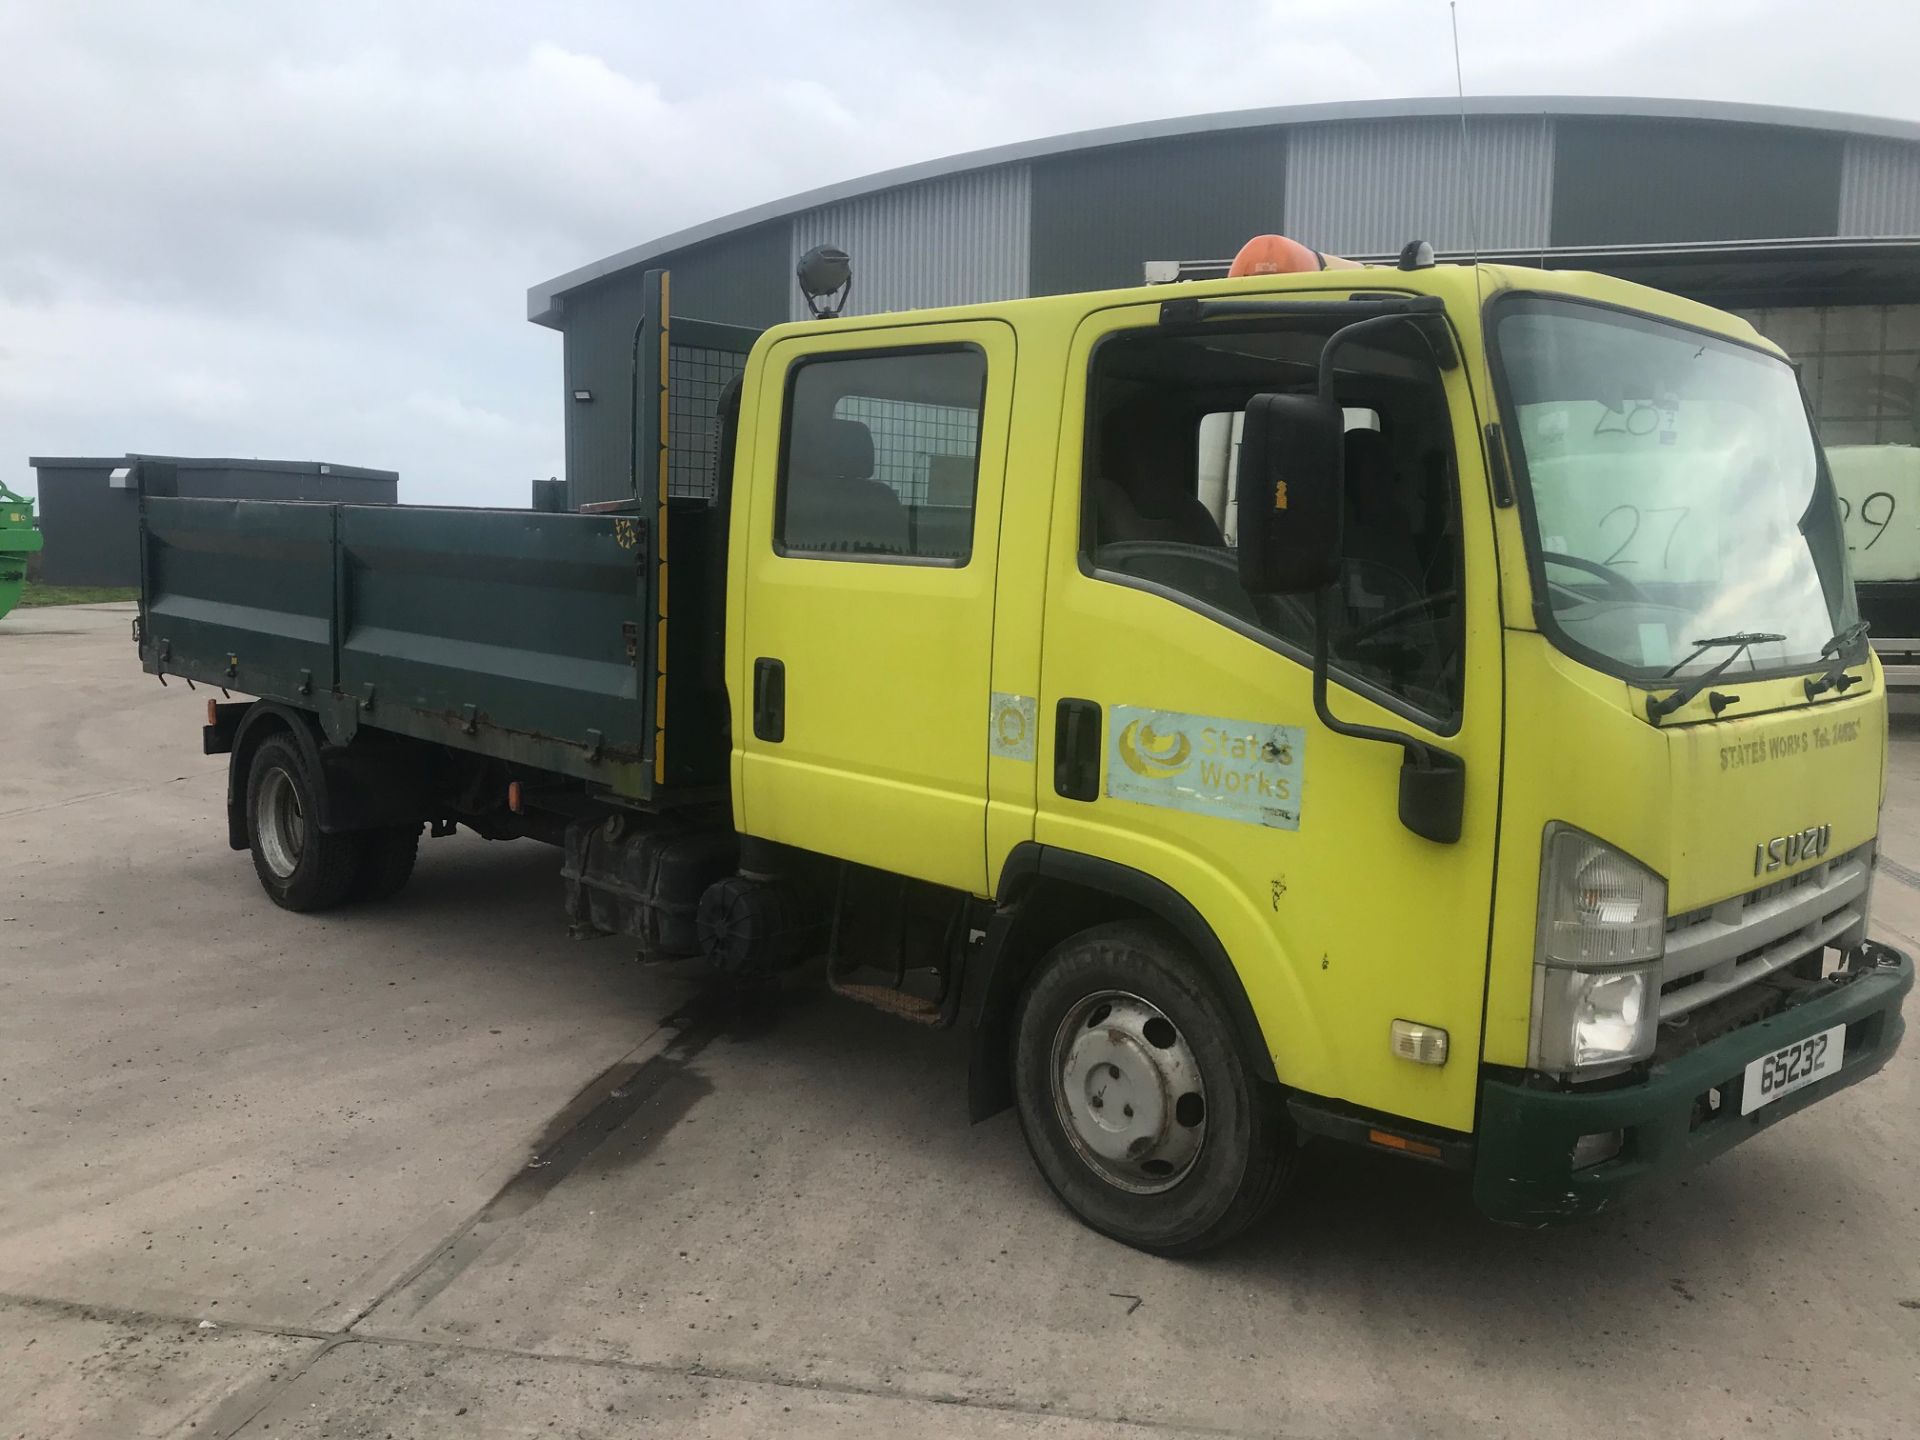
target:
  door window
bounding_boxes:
[777,347,986,563]
[1084,322,1463,725]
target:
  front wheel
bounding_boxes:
[246,734,361,912]
[1012,921,1295,1255]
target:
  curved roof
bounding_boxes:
[529,95,1920,324]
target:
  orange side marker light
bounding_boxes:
[1367,1129,1443,1160]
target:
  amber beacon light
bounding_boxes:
[1228,234,1364,276]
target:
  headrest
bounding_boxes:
[793,414,874,480]
[1342,427,1405,529]
[1100,406,1191,514]
[1343,427,1394,490]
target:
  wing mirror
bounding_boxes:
[1235,392,1344,595]
[1233,316,1465,845]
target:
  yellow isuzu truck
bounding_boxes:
[139,241,1911,1254]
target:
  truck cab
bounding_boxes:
[723,255,1909,1245]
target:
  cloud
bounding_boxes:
[2,0,1914,506]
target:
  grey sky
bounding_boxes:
[3,0,1913,506]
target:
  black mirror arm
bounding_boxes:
[1310,591,1447,767]
[1311,589,1465,844]
[1316,307,1451,396]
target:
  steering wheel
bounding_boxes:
[1539,549,1647,602]
[1097,539,1336,639]
[1105,545,1251,595]
[1094,540,1262,624]
[1344,590,1459,647]
[1098,539,1241,575]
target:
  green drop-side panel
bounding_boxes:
[336,504,647,774]
[140,496,656,798]
[142,498,336,695]
[134,275,751,799]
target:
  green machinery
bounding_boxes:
[0,483,43,620]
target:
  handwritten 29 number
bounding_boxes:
[1838,491,1896,551]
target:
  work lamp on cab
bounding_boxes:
[1530,823,1666,1077]
[796,245,852,318]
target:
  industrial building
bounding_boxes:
[530,94,1920,518]
[28,455,397,587]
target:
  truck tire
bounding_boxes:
[1012,920,1295,1255]
[351,825,421,903]
[245,734,361,912]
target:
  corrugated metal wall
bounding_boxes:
[562,224,790,508]
[1839,137,1920,236]
[788,167,1030,320]
[1284,117,1553,255]
[1551,119,1843,245]
[1028,131,1288,294]
[655,224,791,329]
[561,267,649,508]
[553,110,1920,507]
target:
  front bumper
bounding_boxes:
[1473,944,1912,1225]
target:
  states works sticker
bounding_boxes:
[1106,705,1304,829]
[989,691,1037,762]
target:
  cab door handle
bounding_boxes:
[753,657,785,742]
[1054,698,1101,801]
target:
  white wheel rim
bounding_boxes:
[255,766,305,879]
[1050,989,1208,1194]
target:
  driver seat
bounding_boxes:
[1096,407,1224,548]
[1341,428,1423,592]
[1333,428,1452,697]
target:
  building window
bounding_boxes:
[1734,304,1920,447]
[776,347,985,562]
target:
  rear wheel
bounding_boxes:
[1012,920,1294,1255]
[351,825,421,902]
[246,734,360,912]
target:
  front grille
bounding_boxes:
[1658,845,1871,1022]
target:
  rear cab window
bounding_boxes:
[776,347,987,564]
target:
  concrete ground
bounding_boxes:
[3,602,1917,1439]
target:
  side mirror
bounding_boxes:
[1236,392,1343,594]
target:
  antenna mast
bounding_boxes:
[1449,2,1481,265]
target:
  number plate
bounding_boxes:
[1740,1025,1845,1115]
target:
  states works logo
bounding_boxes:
[1116,718,1193,779]
[1107,705,1306,832]
[988,691,1036,763]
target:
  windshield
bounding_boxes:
[1495,296,1857,682]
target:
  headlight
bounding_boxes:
[1531,965,1658,1073]
[1530,824,1666,1075]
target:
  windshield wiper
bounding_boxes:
[1804,620,1872,700]
[1647,632,1785,721]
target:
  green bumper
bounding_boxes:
[1474,946,1912,1225]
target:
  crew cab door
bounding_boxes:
[734,321,1015,895]
[1034,300,1502,1133]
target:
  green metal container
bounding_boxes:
[0,483,44,620]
